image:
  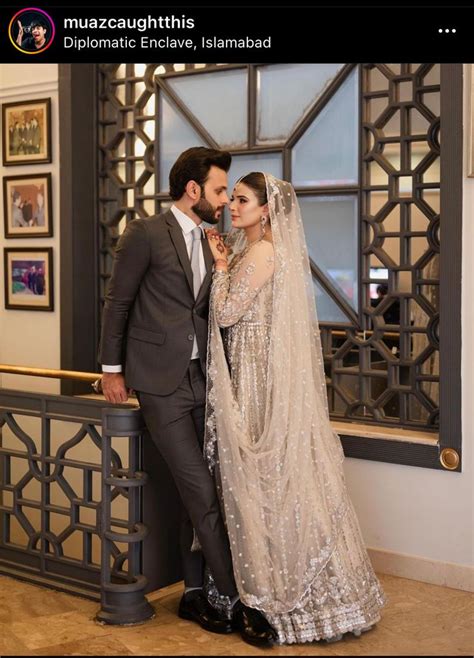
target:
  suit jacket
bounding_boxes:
[98,210,214,396]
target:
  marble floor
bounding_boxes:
[0,572,472,656]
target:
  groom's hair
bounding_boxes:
[169,147,231,200]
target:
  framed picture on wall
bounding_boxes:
[4,247,54,311]
[2,98,51,166]
[3,173,52,238]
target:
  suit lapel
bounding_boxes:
[165,211,194,297]
[166,209,214,304]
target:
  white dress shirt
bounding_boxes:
[102,205,206,372]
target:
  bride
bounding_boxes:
[204,172,386,644]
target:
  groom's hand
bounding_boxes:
[102,372,129,403]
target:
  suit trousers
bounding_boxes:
[136,359,238,597]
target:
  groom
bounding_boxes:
[98,147,277,648]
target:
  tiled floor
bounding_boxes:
[0,573,472,656]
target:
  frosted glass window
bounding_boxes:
[292,68,359,186]
[159,93,207,192]
[314,280,349,323]
[222,153,282,230]
[256,64,344,144]
[228,153,282,189]
[299,195,358,310]
[167,69,247,149]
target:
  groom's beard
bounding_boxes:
[191,195,222,225]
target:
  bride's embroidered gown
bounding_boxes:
[205,238,386,644]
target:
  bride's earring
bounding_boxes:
[260,216,267,238]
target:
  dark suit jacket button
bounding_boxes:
[188,334,194,341]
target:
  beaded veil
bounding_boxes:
[203,173,352,614]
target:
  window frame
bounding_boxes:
[58,63,463,471]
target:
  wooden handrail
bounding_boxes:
[0,364,100,383]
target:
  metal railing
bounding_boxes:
[0,365,181,625]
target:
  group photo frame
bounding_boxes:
[4,247,54,311]
[2,97,51,166]
[3,172,53,238]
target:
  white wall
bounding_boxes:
[343,64,474,570]
[0,64,60,394]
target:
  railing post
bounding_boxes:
[96,406,155,625]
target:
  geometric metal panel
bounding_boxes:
[350,63,440,431]
[0,386,184,616]
[0,392,132,601]
[312,64,440,434]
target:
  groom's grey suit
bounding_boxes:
[98,209,237,595]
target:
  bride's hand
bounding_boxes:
[205,229,228,264]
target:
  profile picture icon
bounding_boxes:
[9,8,55,54]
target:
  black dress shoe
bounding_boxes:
[232,600,278,647]
[178,591,233,634]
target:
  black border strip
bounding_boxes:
[59,64,99,395]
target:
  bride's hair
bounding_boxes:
[239,172,267,206]
[240,172,292,215]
